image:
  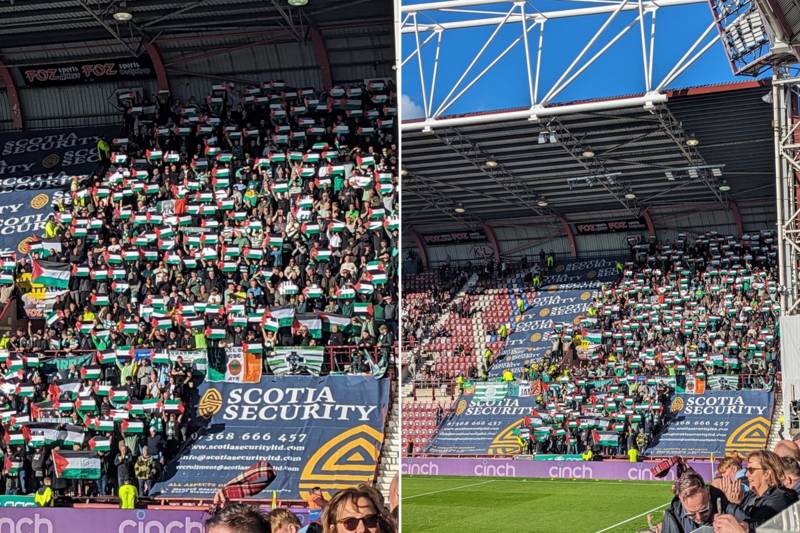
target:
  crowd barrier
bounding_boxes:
[401,457,714,481]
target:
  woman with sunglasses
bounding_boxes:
[713,450,798,533]
[321,484,396,533]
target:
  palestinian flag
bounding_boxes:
[49,379,82,399]
[81,367,101,380]
[365,272,387,285]
[4,457,21,475]
[111,409,128,421]
[269,234,283,248]
[354,302,373,316]
[161,400,184,414]
[97,352,118,365]
[303,285,323,299]
[151,352,171,366]
[4,429,29,446]
[329,220,345,233]
[31,259,71,289]
[294,313,323,339]
[24,355,40,368]
[94,383,112,396]
[88,438,111,452]
[121,419,144,434]
[0,273,12,285]
[322,313,351,332]
[267,306,295,327]
[206,328,227,340]
[53,450,100,479]
[312,249,331,262]
[110,388,128,403]
[594,431,619,447]
[91,294,110,307]
[279,281,299,296]
[355,282,374,295]
[337,287,356,300]
[262,317,280,332]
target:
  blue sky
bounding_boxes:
[401,0,756,119]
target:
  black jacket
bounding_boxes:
[730,485,798,531]
[661,486,732,533]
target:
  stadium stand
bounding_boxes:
[0,0,399,514]
[403,230,781,457]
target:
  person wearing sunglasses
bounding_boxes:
[713,450,798,533]
[659,470,733,533]
[321,484,395,533]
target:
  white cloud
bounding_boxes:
[401,94,425,120]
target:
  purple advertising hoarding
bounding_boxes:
[0,508,209,533]
[402,457,715,482]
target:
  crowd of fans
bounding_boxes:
[408,230,781,459]
[0,78,398,502]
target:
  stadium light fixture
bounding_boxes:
[549,132,558,144]
[400,169,408,176]
[113,10,133,22]
[665,171,675,181]
[711,167,723,177]
[484,158,498,168]
[538,132,547,144]
[454,203,466,214]
[688,168,699,178]
[537,199,549,207]
[581,150,595,158]
[718,180,731,192]
[686,134,700,147]
[288,0,309,6]
[624,191,636,200]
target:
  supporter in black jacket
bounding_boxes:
[661,471,733,533]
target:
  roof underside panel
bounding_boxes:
[402,83,775,229]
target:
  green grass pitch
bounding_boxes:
[402,475,675,533]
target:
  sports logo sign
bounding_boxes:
[155,375,389,499]
[647,390,774,456]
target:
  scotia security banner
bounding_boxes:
[426,394,537,455]
[646,390,774,457]
[154,376,390,499]
[0,127,115,253]
[489,259,617,377]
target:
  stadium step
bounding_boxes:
[768,391,784,450]
[376,382,401,500]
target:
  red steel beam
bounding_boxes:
[641,208,656,238]
[146,43,170,92]
[410,229,429,270]
[728,200,744,238]
[481,222,501,262]
[309,24,333,90]
[558,216,577,258]
[0,55,23,129]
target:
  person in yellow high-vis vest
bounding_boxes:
[119,478,138,509]
[34,477,53,507]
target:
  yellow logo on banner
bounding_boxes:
[198,387,223,418]
[725,416,771,455]
[299,424,383,499]
[670,397,685,414]
[455,399,468,416]
[488,418,526,455]
[17,236,35,254]
[530,332,542,342]
[539,308,551,318]
[41,153,61,169]
[30,193,49,209]
[580,291,592,301]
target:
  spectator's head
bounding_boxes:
[205,503,270,533]
[716,455,742,480]
[746,450,785,496]
[270,508,301,533]
[775,440,800,460]
[321,485,394,533]
[674,471,710,524]
[782,457,800,490]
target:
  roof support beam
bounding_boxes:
[309,24,333,90]
[0,55,22,130]
[481,222,501,262]
[729,199,743,237]
[559,216,577,257]
[146,43,169,92]
[642,207,656,238]
[410,229,430,270]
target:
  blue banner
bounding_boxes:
[489,259,618,377]
[154,376,390,500]
[0,127,116,253]
[646,390,774,457]
[425,393,537,455]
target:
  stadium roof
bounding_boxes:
[402,80,775,230]
[0,0,389,49]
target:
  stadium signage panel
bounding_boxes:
[425,395,539,455]
[646,390,773,457]
[421,231,486,245]
[155,375,389,500]
[489,259,617,377]
[574,219,647,234]
[19,56,154,87]
[402,457,714,481]
[0,508,208,532]
[0,127,114,253]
